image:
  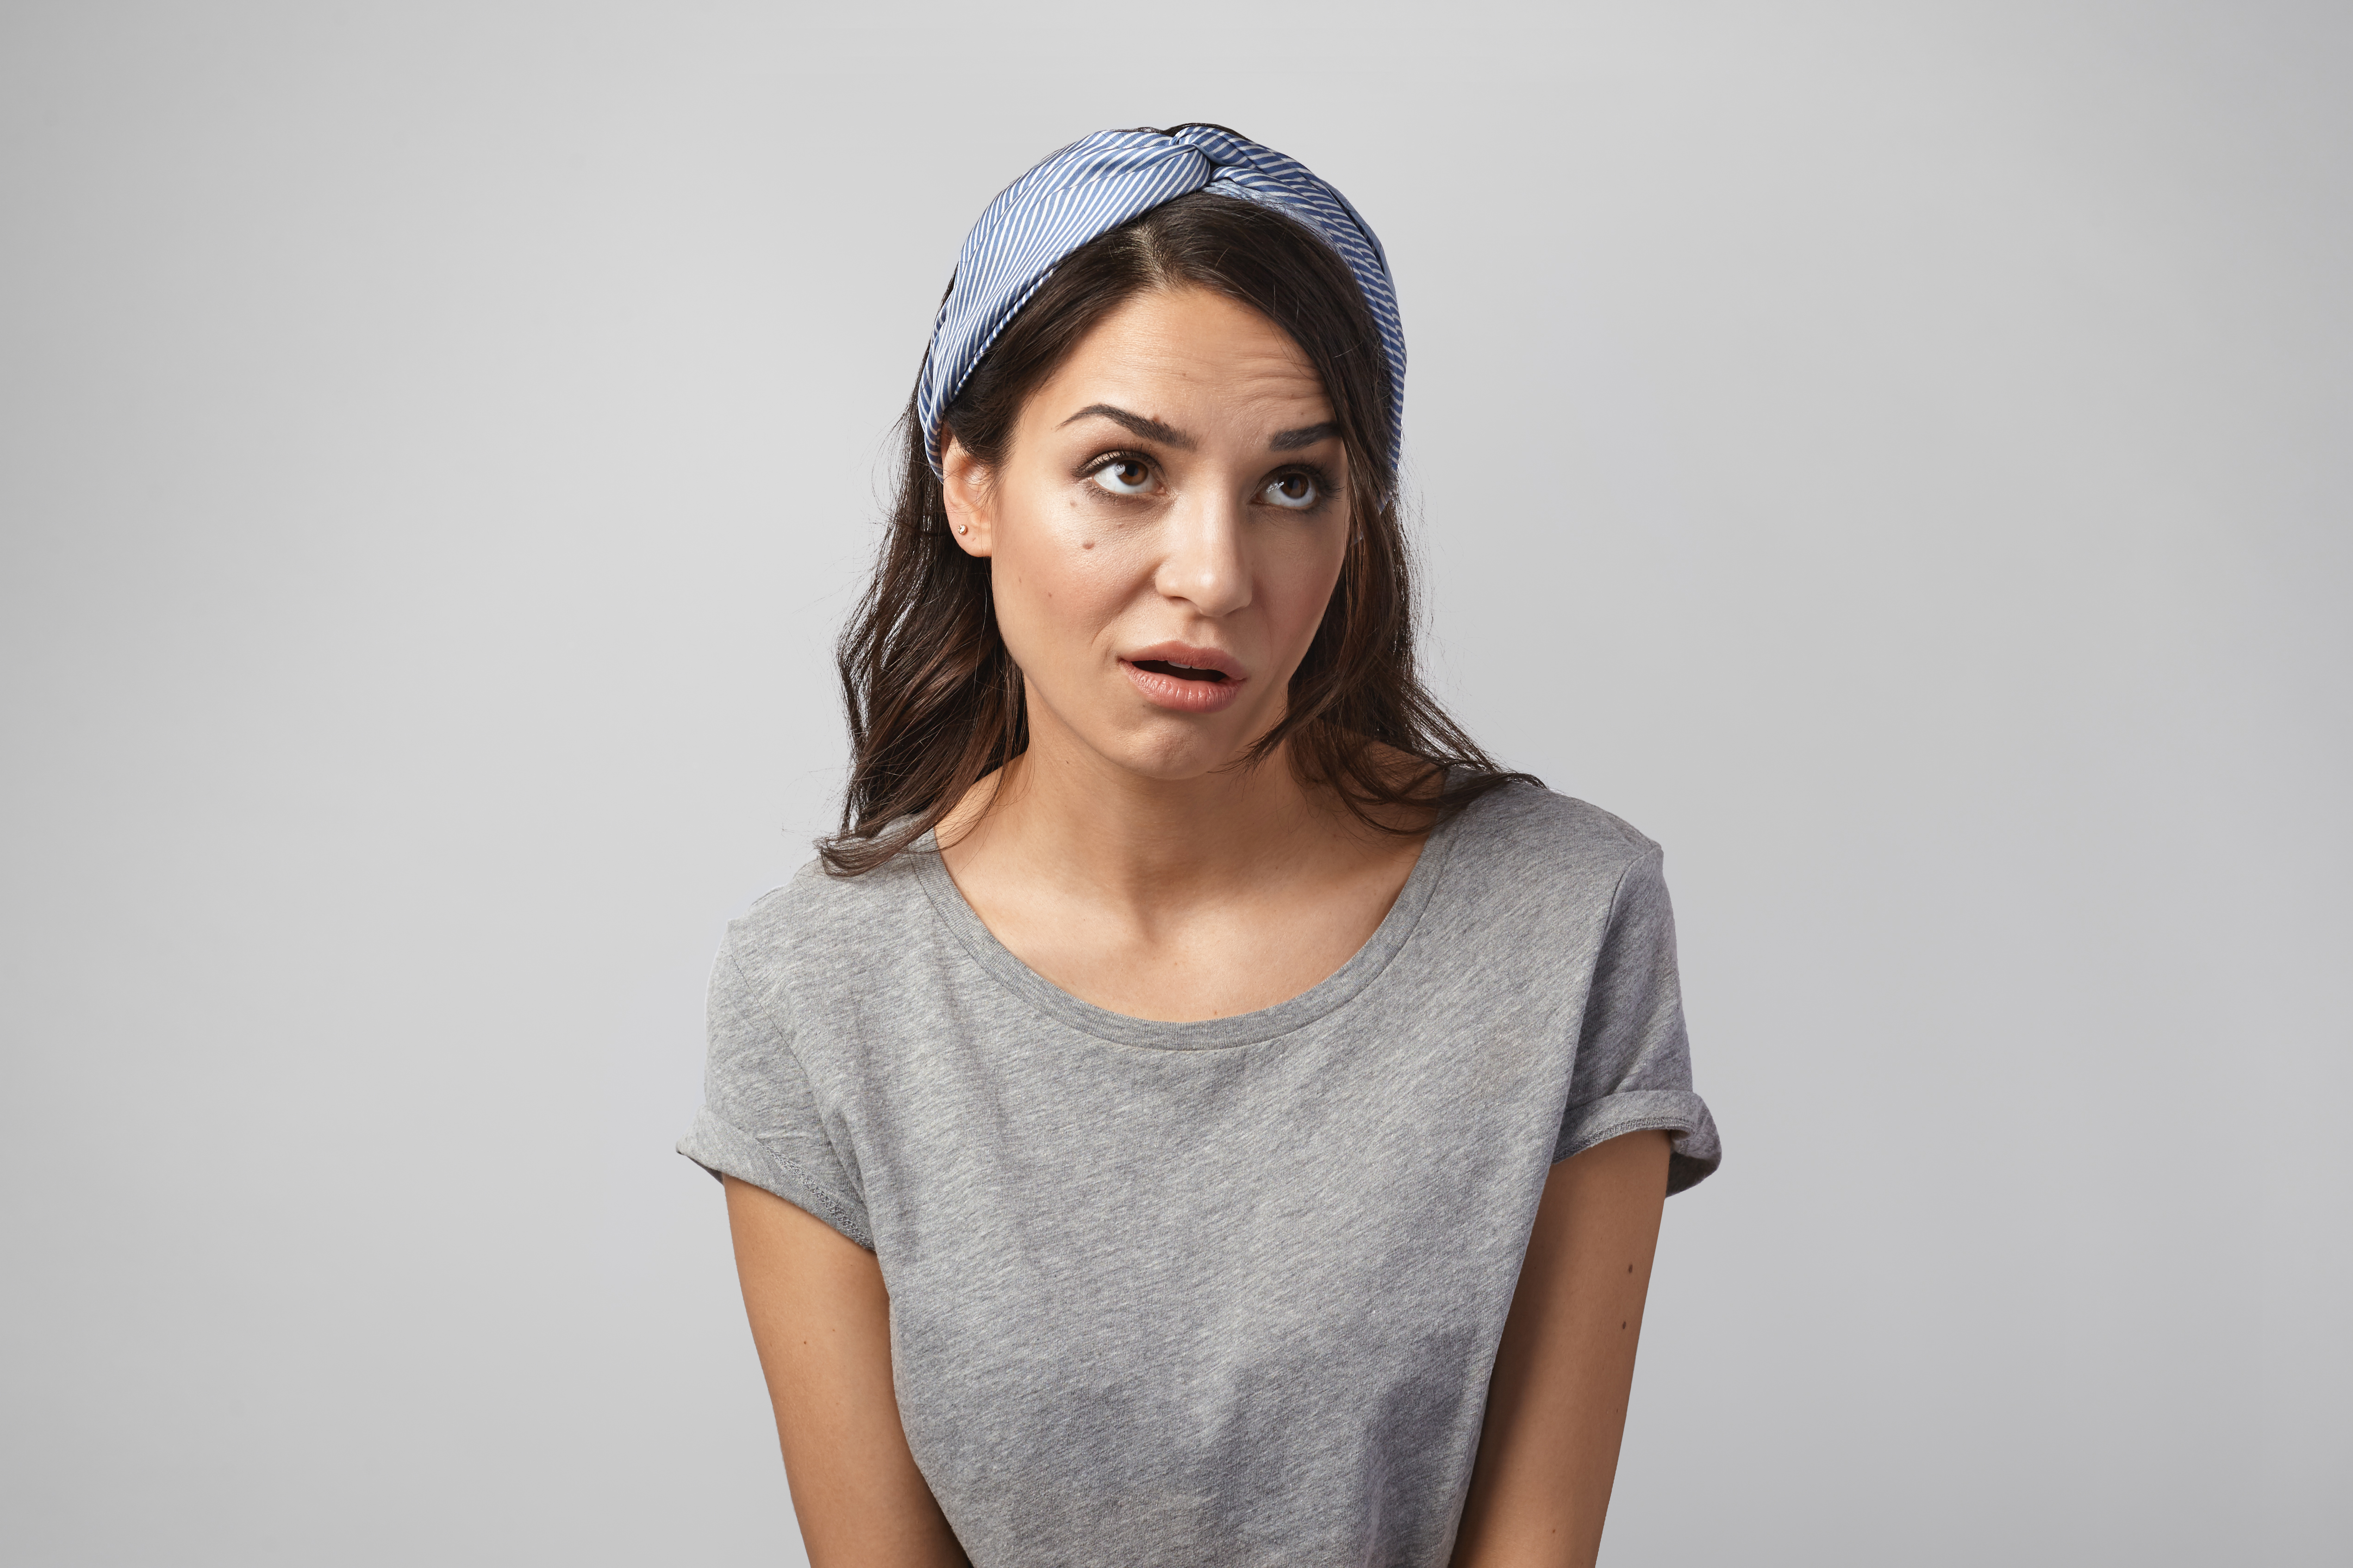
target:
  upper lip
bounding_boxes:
[1122,641,1247,681]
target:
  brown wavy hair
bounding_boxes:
[820,176,1531,876]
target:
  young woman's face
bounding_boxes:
[943,286,1351,784]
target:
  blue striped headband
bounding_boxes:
[917,124,1406,479]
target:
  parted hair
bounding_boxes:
[819,188,1528,876]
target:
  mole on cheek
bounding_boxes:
[1082,540,1095,550]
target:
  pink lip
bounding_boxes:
[1121,641,1249,715]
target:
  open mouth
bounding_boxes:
[1131,660,1230,684]
[1121,647,1245,713]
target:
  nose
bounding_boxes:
[1153,485,1253,619]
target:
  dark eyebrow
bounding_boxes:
[1269,422,1341,451]
[1057,404,1195,450]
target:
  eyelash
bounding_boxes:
[1075,450,1340,509]
[1076,450,1154,490]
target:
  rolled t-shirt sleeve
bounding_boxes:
[676,924,874,1250]
[1553,845,1722,1194]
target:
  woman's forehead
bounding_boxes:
[1036,289,1333,438]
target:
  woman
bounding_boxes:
[681,125,1719,1568]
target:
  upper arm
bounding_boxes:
[1450,1130,1672,1568]
[1554,846,1720,1193]
[723,1177,968,1568]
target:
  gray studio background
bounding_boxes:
[4,3,2345,1563]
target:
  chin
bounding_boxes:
[1097,715,1260,783]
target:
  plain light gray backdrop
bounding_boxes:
[3,2,2346,1563]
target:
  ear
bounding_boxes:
[940,435,996,558]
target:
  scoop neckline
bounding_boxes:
[909,798,1474,1051]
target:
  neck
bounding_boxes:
[939,715,1335,925]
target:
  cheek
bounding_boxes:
[1260,527,1351,656]
[986,497,1134,674]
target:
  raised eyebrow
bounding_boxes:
[1268,422,1341,452]
[1057,404,1196,451]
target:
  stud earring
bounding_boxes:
[955,522,967,534]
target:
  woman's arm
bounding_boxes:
[1450,1130,1672,1568]
[723,1176,970,1568]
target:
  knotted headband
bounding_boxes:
[916,124,1406,478]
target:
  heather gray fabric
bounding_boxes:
[679,782,1719,1566]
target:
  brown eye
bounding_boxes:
[1089,458,1155,497]
[1262,472,1319,510]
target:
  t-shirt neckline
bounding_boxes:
[909,798,1473,1051]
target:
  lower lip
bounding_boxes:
[1122,660,1248,714]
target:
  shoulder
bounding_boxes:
[1398,783,1677,1006]
[1430,780,1672,942]
[720,850,937,991]
[1447,778,1664,885]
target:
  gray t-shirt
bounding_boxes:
[680,782,1719,1567]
